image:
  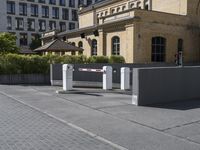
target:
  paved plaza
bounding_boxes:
[0,85,200,150]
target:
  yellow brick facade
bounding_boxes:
[42,0,200,63]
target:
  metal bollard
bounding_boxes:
[103,66,112,90]
[63,64,73,91]
[121,67,130,90]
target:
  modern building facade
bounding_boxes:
[42,0,200,64]
[79,0,106,6]
[0,0,82,49]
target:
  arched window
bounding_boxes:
[137,2,141,8]
[71,42,75,46]
[144,0,149,10]
[78,41,83,55]
[71,51,76,55]
[78,41,83,48]
[71,42,76,55]
[122,6,126,11]
[91,39,97,56]
[152,37,166,62]
[116,7,120,12]
[96,14,100,24]
[178,39,183,52]
[111,9,115,14]
[112,36,120,55]
[130,3,135,8]
[105,11,108,16]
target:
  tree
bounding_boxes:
[0,33,19,54]
[29,34,41,50]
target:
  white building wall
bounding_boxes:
[0,0,7,32]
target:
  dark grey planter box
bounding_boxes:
[0,74,50,85]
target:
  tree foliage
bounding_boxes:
[0,33,19,54]
[29,35,42,50]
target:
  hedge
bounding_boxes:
[87,56,109,63]
[0,54,125,74]
[109,55,125,63]
[0,54,49,74]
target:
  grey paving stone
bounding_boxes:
[0,93,118,150]
[165,123,200,143]
[1,85,200,150]
[99,103,200,130]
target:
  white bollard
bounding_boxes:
[63,64,73,91]
[103,66,112,90]
[121,67,130,90]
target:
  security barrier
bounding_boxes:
[132,66,200,106]
[120,67,130,90]
[62,64,73,91]
[62,64,113,91]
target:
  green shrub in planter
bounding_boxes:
[43,54,62,64]
[62,55,87,64]
[0,53,126,75]
[87,56,109,63]
[109,55,125,63]
[43,54,87,64]
[0,54,50,74]
[29,55,49,74]
[2,54,22,74]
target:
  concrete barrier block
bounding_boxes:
[132,66,200,106]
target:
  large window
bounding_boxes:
[49,21,56,30]
[7,1,15,14]
[144,0,149,10]
[39,0,46,3]
[20,33,28,46]
[72,10,78,21]
[78,0,84,6]
[27,19,35,31]
[7,16,12,30]
[39,20,46,31]
[69,0,75,7]
[15,18,24,30]
[78,41,83,48]
[78,41,83,55]
[62,8,69,20]
[52,7,59,19]
[112,36,120,55]
[178,39,183,52]
[71,42,76,55]
[151,37,166,62]
[87,0,93,6]
[31,4,38,17]
[59,22,66,32]
[42,6,49,18]
[91,39,97,56]
[19,3,27,16]
[59,0,65,6]
[49,0,56,5]
[69,22,75,30]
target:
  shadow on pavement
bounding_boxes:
[148,99,200,110]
